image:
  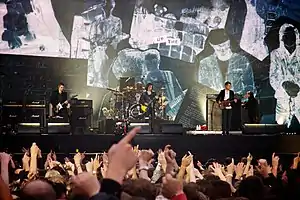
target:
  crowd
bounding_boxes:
[0,127,300,200]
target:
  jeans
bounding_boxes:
[222,109,232,134]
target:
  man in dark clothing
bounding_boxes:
[49,82,69,118]
[243,91,260,123]
[139,83,156,117]
[216,81,237,135]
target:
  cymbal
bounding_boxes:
[106,87,119,93]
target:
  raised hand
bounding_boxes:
[30,143,40,157]
[292,153,300,169]
[272,153,280,167]
[247,153,253,163]
[235,162,245,179]
[71,172,100,198]
[85,159,94,173]
[162,174,184,199]
[106,127,141,184]
[226,158,235,176]
[93,154,101,172]
[211,162,226,181]
[0,152,12,166]
[181,154,192,168]
[74,152,85,165]
[139,149,154,165]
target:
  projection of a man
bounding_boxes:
[143,52,185,119]
[198,29,256,95]
[269,23,300,127]
[86,0,128,88]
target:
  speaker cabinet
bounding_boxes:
[160,123,183,135]
[242,124,286,135]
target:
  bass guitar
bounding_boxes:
[54,95,78,113]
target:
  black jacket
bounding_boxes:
[50,90,67,106]
[216,89,234,102]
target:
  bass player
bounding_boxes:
[216,81,237,135]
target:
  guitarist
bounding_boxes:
[216,81,237,135]
[49,82,70,118]
[139,83,156,117]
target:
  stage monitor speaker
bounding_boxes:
[128,122,150,134]
[242,124,286,135]
[18,123,41,134]
[160,123,183,135]
[47,123,70,134]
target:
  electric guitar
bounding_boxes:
[54,95,78,113]
[219,99,236,110]
[140,97,157,113]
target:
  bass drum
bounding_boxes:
[129,104,145,119]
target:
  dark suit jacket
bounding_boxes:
[216,89,234,102]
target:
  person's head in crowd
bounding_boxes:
[236,176,265,200]
[122,179,158,200]
[20,180,56,200]
[225,81,231,90]
[206,180,231,200]
[207,29,233,61]
[184,183,209,200]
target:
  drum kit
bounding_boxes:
[104,82,168,120]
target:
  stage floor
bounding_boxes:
[1,133,300,161]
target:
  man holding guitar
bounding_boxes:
[139,83,157,117]
[216,81,237,135]
[49,82,70,118]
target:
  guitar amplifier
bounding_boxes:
[71,99,93,108]
[206,94,222,131]
[25,100,46,108]
[71,107,92,128]
[23,100,46,123]
[2,100,23,124]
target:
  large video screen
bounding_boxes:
[1,0,300,129]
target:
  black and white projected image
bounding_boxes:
[0,0,70,57]
[240,0,300,61]
[129,0,230,63]
[110,48,186,120]
[269,23,300,128]
[198,29,256,96]
[71,0,129,88]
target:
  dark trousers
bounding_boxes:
[222,109,232,134]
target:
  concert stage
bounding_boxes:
[1,133,300,161]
